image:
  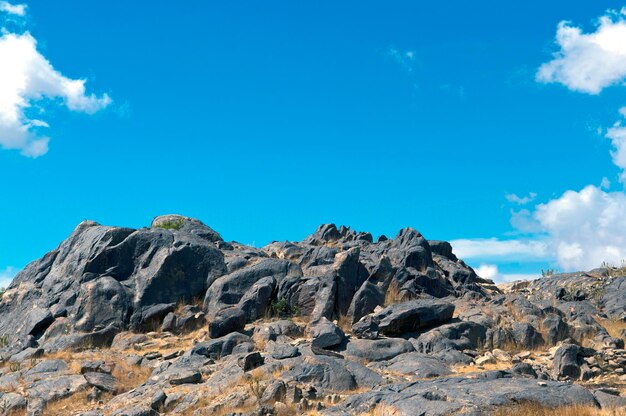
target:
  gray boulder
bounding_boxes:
[413,321,486,353]
[553,344,595,380]
[309,318,345,349]
[369,352,452,378]
[325,373,598,416]
[0,219,226,346]
[27,374,88,403]
[0,392,27,414]
[84,372,117,392]
[204,258,301,317]
[351,316,380,340]
[344,338,415,362]
[190,332,251,359]
[374,298,455,336]
[208,307,246,338]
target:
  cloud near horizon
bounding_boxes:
[474,263,538,283]
[0,3,111,157]
[0,266,16,288]
[537,8,626,94]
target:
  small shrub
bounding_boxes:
[269,297,298,318]
[541,268,556,277]
[0,335,8,348]
[9,362,20,372]
[153,218,185,230]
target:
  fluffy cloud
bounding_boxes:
[534,185,626,271]
[505,192,537,205]
[451,238,549,262]
[459,184,626,273]
[0,266,16,288]
[0,11,111,157]
[537,9,626,94]
[0,1,25,16]
[474,263,538,283]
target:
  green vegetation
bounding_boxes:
[269,297,299,318]
[153,218,185,230]
[541,268,556,277]
[0,335,7,348]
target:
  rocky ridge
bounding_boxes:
[0,215,623,415]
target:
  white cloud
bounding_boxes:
[509,208,543,233]
[474,263,539,283]
[0,266,16,288]
[0,28,111,157]
[533,185,626,271]
[451,238,550,262]
[0,1,26,16]
[505,192,537,205]
[537,9,626,94]
[475,263,498,280]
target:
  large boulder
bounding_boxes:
[0,219,226,345]
[412,321,487,353]
[309,318,345,349]
[325,373,599,416]
[553,344,595,380]
[343,338,415,362]
[373,299,455,336]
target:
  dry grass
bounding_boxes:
[384,280,403,307]
[492,402,625,416]
[182,365,289,415]
[43,348,152,394]
[176,296,205,314]
[111,358,152,393]
[595,317,626,340]
[452,361,513,374]
[42,391,113,415]
[337,314,353,334]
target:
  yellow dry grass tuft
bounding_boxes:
[111,358,152,393]
[452,361,513,374]
[384,280,404,307]
[42,391,113,416]
[595,317,626,341]
[492,402,625,416]
[336,314,353,334]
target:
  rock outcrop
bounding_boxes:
[0,215,623,415]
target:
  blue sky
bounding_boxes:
[3,1,626,285]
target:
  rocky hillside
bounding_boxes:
[0,215,624,415]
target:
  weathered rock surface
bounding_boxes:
[324,372,600,415]
[0,216,623,415]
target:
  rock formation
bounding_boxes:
[0,215,623,415]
